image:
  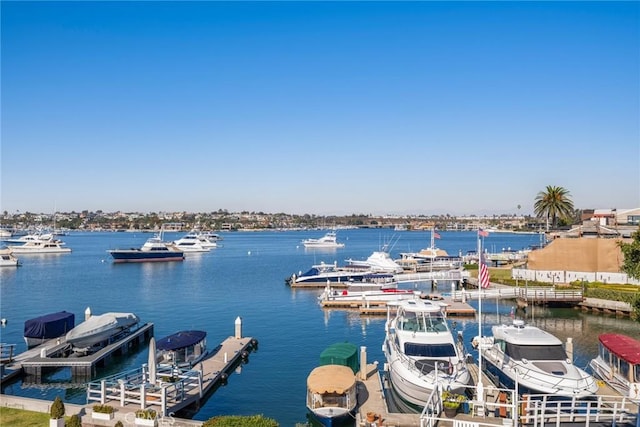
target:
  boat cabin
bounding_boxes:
[156,330,207,367]
[596,333,640,398]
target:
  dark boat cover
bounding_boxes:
[320,342,360,374]
[599,333,640,365]
[24,311,75,339]
[157,330,206,351]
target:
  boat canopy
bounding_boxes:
[320,342,359,374]
[307,365,356,394]
[599,334,640,365]
[157,330,206,351]
[24,311,75,339]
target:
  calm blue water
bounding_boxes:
[1,229,638,425]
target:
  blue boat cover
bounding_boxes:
[156,330,206,351]
[24,311,75,339]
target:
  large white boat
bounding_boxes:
[475,319,598,398]
[108,232,184,263]
[286,261,395,286]
[65,312,140,350]
[173,232,216,252]
[589,333,640,400]
[0,248,20,267]
[345,250,404,273]
[7,235,71,254]
[302,231,345,249]
[383,299,471,409]
[4,232,54,244]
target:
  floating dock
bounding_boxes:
[86,334,257,417]
[5,323,154,381]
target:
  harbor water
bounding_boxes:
[1,229,638,425]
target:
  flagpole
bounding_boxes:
[477,230,484,397]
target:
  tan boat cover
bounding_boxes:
[527,238,624,273]
[307,365,356,394]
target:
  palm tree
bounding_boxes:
[534,185,575,230]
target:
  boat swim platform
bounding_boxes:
[12,323,154,380]
[85,335,257,417]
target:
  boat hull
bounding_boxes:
[307,408,355,427]
[109,251,184,263]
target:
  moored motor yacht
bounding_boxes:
[345,250,404,273]
[383,298,471,409]
[173,232,215,252]
[475,319,598,398]
[108,232,184,262]
[286,261,394,286]
[302,231,345,249]
[7,235,71,254]
[0,248,20,267]
[589,333,640,400]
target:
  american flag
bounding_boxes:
[478,228,489,237]
[434,231,441,239]
[479,260,490,289]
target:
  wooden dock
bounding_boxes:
[15,323,154,380]
[86,334,257,417]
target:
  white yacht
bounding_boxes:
[302,231,345,249]
[4,232,54,244]
[7,235,71,254]
[173,232,216,252]
[383,299,471,409]
[0,248,20,267]
[345,250,403,273]
[475,319,598,398]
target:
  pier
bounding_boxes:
[85,334,256,417]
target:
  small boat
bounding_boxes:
[173,232,216,252]
[23,311,75,347]
[589,333,640,399]
[156,330,208,368]
[0,248,20,267]
[302,231,345,249]
[319,284,417,304]
[383,298,471,409]
[306,342,359,426]
[475,319,598,398]
[7,235,71,254]
[65,312,140,350]
[108,232,184,263]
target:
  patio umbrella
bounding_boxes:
[148,337,157,384]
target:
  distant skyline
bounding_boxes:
[2,1,638,216]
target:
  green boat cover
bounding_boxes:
[319,342,359,374]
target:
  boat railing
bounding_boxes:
[86,364,204,416]
[521,393,638,426]
[510,361,597,392]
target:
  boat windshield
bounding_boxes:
[400,312,447,333]
[505,343,567,361]
[404,342,457,358]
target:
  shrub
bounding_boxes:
[115,421,124,427]
[93,404,115,414]
[135,409,157,420]
[50,396,65,419]
[67,414,82,427]
[202,414,279,427]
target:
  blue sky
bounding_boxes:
[2,1,638,216]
